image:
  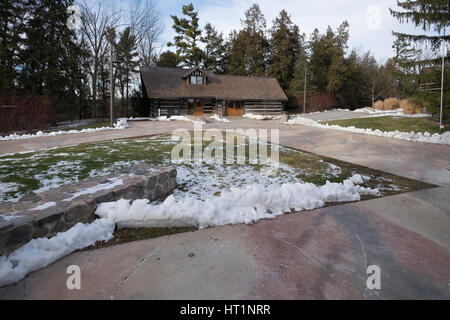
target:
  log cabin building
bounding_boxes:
[140,67,288,117]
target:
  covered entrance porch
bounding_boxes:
[225,101,244,116]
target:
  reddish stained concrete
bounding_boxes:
[248,211,366,300]
[0,119,449,299]
[1,192,448,300]
[361,205,450,291]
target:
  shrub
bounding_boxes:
[383,97,400,110]
[289,92,336,113]
[400,98,423,114]
[373,100,384,110]
[0,93,56,134]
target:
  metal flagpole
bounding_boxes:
[303,64,307,114]
[110,43,114,127]
[440,32,446,132]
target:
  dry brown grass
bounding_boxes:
[373,100,384,110]
[383,97,400,110]
[400,99,423,114]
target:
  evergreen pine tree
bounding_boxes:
[168,3,203,68]
[223,30,247,76]
[240,3,268,76]
[0,0,26,92]
[157,51,180,67]
[390,0,449,47]
[201,23,225,73]
[115,27,139,117]
[19,0,88,116]
[268,10,302,90]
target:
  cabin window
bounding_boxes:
[190,75,203,85]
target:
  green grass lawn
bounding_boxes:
[321,116,449,134]
[0,135,432,202]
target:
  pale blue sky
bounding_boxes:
[106,0,441,61]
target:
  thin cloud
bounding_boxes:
[155,0,426,60]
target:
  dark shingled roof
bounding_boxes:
[140,67,288,102]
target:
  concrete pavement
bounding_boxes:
[0,118,449,299]
[1,187,448,299]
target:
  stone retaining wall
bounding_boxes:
[0,163,177,256]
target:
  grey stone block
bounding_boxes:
[19,194,42,203]
[154,185,163,199]
[64,199,96,223]
[7,224,33,248]
[157,173,168,185]
[0,164,178,256]
[93,190,114,203]
[146,176,157,189]
[51,220,68,234]
[0,220,14,233]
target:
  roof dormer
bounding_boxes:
[182,67,206,85]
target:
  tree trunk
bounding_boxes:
[126,77,129,117]
[91,72,97,119]
[371,83,375,107]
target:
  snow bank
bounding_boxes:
[0,218,115,287]
[122,116,207,124]
[157,115,206,125]
[0,119,129,142]
[157,115,190,121]
[125,117,154,121]
[353,108,431,118]
[287,116,450,145]
[96,174,379,229]
[210,115,231,123]
[243,113,281,120]
[353,107,399,114]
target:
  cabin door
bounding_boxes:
[193,99,203,116]
[226,101,243,116]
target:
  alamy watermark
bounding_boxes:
[171,122,280,174]
[366,5,381,30]
[66,265,81,290]
[66,5,82,31]
[367,265,381,290]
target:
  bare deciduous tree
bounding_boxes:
[78,0,120,118]
[360,52,390,107]
[128,0,163,67]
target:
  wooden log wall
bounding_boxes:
[244,101,284,115]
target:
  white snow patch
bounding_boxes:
[353,108,432,118]
[124,117,154,121]
[0,218,115,287]
[243,113,281,120]
[156,115,206,125]
[354,107,401,114]
[63,178,124,201]
[0,182,19,194]
[96,174,379,229]
[0,119,128,142]
[210,115,231,123]
[31,202,56,211]
[287,116,450,145]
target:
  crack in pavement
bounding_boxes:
[272,232,368,294]
[109,244,163,300]
[355,232,370,299]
